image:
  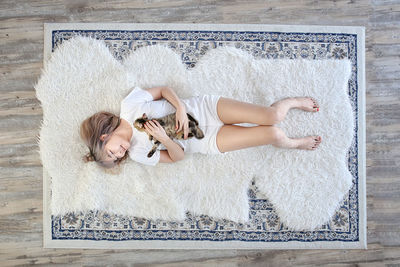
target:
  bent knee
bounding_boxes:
[264,107,285,125]
[273,108,285,124]
[267,126,286,145]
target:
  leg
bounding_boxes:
[216,97,320,126]
[216,125,322,153]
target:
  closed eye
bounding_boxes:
[108,150,115,159]
[108,148,126,161]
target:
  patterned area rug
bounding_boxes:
[42,23,366,249]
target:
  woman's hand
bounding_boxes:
[144,120,170,143]
[175,105,189,139]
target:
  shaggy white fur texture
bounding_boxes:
[35,36,354,231]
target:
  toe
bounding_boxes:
[314,136,322,144]
[311,98,319,107]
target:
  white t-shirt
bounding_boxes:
[120,86,222,166]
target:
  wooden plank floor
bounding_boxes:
[1,0,399,265]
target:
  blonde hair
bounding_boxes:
[80,111,129,171]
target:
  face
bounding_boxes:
[102,131,131,162]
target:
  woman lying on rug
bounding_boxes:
[80,86,322,169]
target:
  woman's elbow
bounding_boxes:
[173,154,185,162]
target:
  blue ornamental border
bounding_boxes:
[50,29,359,243]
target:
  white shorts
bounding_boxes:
[174,94,225,155]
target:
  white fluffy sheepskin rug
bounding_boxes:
[35,36,354,231]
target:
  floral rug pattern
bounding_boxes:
[50,29,359,243]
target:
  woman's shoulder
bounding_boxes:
[122,86,153,105]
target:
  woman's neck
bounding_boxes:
[119,118,133,141]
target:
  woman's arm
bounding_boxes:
[146,86,184,110]
[159,150,174,163]
[161,87,185,110]
[161,87,189,139]
[146,86,189,139]
[144,120,184,163]
[159,138,184,162]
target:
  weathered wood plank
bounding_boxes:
[0,0,399,265]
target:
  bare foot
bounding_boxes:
[296,136,322,150]
[292,97,319,112]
